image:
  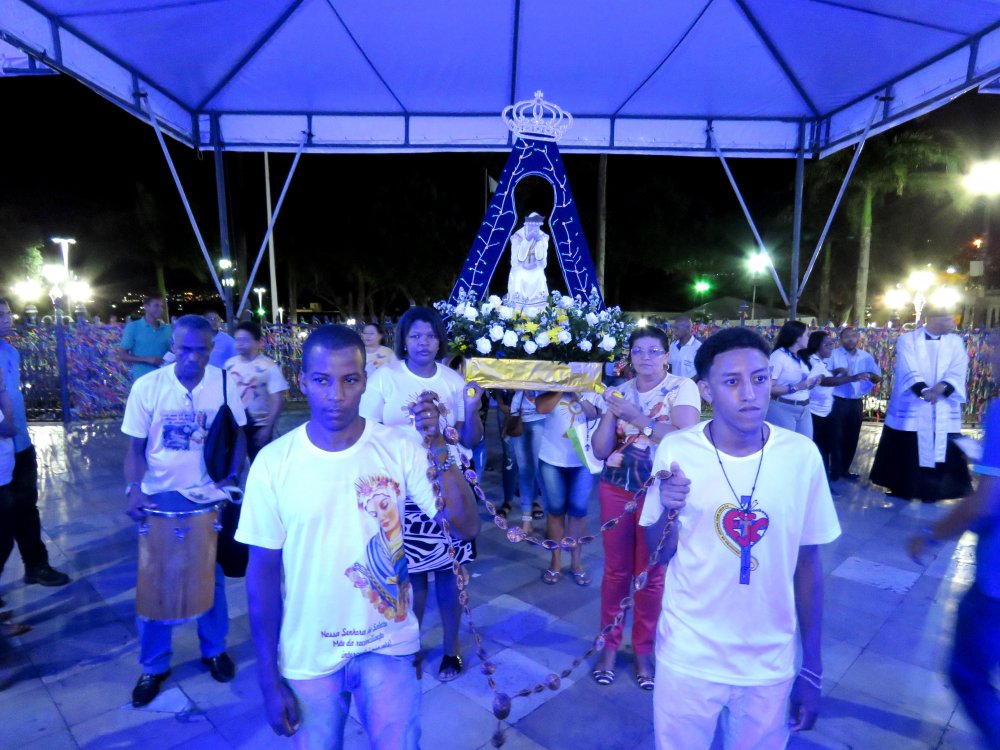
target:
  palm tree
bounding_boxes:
[810,130,965,325]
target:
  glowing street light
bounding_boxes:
[693,279,711,309]
[277,306,285,325]
[929,286,961,311]
[13,278,42,302]
[964,161,1000,196]
[65,279,92,302]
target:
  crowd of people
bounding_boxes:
[2,292,998,749]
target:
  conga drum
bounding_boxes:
[136,492,222,623]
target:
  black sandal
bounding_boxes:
[498,501,512,518]
[531,501,545,519]
[438,654,462,682]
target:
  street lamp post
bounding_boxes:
[253,287,266,322]
[51,237,76,278]
[746,251,770,322]
[42,263,71,423]
[907,269,935,325]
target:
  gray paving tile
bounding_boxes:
[0,681,67,747]
[835,650,958,721]
[21,728,81,750]
[831,556,921,594]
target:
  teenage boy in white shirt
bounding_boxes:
[640,327,841,750]
[238,325,480,749]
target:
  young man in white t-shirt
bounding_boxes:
[640,327,841,750]
[237,325,480,749]
[122,315,248,708]
[225,321,289,460]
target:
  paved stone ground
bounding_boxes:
[0,409,986,749]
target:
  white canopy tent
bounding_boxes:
[5,0,1000,316]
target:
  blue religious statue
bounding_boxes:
[507,212,549,315]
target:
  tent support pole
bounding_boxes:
[139,93,226,303]
[798,97,883,298]
[709,128,790,307]
[236,132,308,320]
[790,128,805,320]
[214,134,235,328]
[265,154,279,324]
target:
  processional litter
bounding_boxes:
[430,93,678,746]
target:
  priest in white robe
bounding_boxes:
[871,308,972,501]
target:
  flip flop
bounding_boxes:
[542,569,561,585]
[570,570,591,587]
[636,673,654,691]
[497,502,512,518]
[438,654,462,682]
[592,668,616,686]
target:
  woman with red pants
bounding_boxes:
[591,326,700,690]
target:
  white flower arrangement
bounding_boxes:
[435,288,633,362]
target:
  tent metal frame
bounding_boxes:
[7,1,1000,320]
[5,3,1000,156]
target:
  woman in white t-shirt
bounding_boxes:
[535,390,603,586]
[362,323,396,376]
[768,321,820,439]
[359,307,483,683]
[591,326,701,690]
[804,330,871,483]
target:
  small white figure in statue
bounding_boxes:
[507,212,549,315]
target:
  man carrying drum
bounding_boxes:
[238,325,480,748]
[122,314,247,708]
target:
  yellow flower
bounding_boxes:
[547,327,562,339]
[524,321,539,334]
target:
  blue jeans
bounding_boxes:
[950,584,1000,748]
[472,436,487,485]
[511,418,546,515]
[137,563,228,674]
[765,399,813,438]
[539,461,593,518]
[288,652,421,750]
[495,407,518,503]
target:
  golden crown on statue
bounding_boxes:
[502,91,573,143]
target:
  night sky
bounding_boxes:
[3,73,1000,320]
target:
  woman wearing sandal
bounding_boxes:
[360,307,483,683]
[591,326,701,690]
[535,390,603,586]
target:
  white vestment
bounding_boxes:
[507,227,549,313]
[884,328,968,467]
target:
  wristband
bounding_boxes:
[798,667,822,690]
